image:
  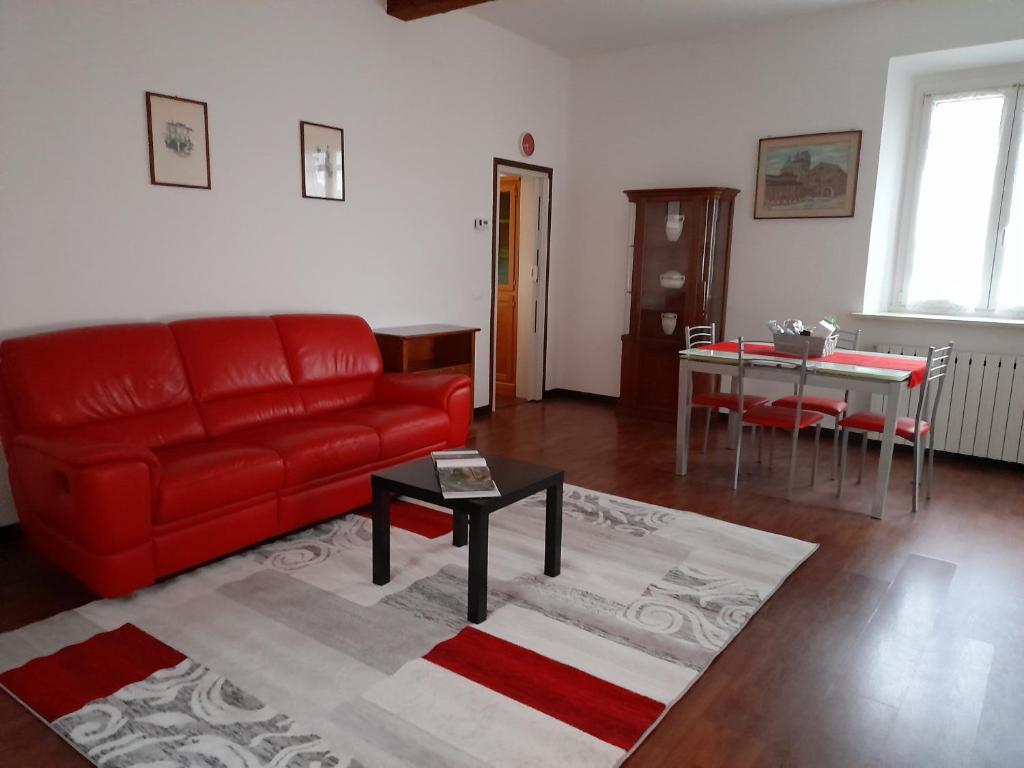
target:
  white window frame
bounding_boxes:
[891,64,1024,319]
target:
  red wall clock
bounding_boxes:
[519,132,535,158]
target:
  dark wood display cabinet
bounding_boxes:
[619,187,738,421]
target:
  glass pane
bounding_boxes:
[906,92,1005,309]
[498,191,510,285]
[637,200,690,339]
[995,109,1024,313]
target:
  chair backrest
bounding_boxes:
[685,323,716,349]
[735,335,812,418]
[915,341,955,436]
[835,328,862,351]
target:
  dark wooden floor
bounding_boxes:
[2,398,1023,767]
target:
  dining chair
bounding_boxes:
[684,324,769,454]
[835,328,862,351]
[770,328,862,479]
[836,341,955,513]
[732,337,825,498]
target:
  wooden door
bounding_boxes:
[495,176,521,399]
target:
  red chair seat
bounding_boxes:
[330,403,449,459]
[742,404,824,430]
[691,392,769,410]
[840,411,929,441]
[772,395,849,418]
[221,420,381,487]
[155,443,284,524]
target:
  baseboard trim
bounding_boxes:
[543,388,619,405]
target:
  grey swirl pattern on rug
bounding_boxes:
[520,488,677,537]
[249,487,678,580]
[621,565,761,657]
[52,658,339,767]
[248,515,372,572]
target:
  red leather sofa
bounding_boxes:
[0,315,472,597]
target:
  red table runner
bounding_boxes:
[704,341,928,389]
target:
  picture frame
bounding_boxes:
[300,121,345,201]
[754,130,861,219]
[145,92,211,189]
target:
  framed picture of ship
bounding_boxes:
[754,130,861,219]
[300,121,345,201]
[145,92,210,189]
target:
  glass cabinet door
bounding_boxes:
[497,186,512,286]
[636,198,696,341]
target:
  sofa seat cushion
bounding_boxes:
[220,421,380,487]
[154,443,285,525]
[329,403,449,459]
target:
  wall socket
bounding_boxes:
[473,218,490,230]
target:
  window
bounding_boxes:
[894,82,1024,318]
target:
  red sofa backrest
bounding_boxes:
[273,314,382,415]
[0,314,389,452]
[0,324,205,448]
[170,317,306,437]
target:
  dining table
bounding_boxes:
[676,341,929,519]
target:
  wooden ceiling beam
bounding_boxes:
[386,0,494,22]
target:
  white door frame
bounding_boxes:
[489,158,553,411]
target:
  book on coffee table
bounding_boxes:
[432,450,501,499]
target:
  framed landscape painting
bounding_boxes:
[754,130,861,219]
[145,92,210,189]
[300,121,345,201]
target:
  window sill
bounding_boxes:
[852,311,1024,329]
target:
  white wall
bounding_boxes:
[557,0,1024,397]
[0,0,570,525]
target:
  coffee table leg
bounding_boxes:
[453,508,468,547]
[545,481,562,577]
[467,511,489,623]
[372,485,391,585]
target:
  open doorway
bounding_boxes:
[489,158,553,412]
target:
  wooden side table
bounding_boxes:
[373,324,480,396]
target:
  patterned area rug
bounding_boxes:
[0,487,816,767]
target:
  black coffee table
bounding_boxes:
[371,455,564,623]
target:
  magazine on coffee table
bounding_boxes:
[432,450,501,499]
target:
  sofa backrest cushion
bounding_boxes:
[0,324,205,448]
[171,317,305,436]
[273,314,382,414]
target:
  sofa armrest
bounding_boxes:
[375,373,470,410]
[375,373,473,447]
[13,435,159,556]
[15,435,160,474]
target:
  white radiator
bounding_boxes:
[869,344,1024,464]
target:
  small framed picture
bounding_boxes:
[754,130,861,219]
[300,121,345,201]
[145,92,211,189]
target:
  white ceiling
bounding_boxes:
[470,0,878,58]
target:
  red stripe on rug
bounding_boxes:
[424,627,664,750]
[358,500,452,539]
[0,623,185,722]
